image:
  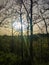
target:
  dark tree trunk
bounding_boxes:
[30,0,33,64]
[27,14,29,36]
[10,22,14,52]
[20,7,23,63]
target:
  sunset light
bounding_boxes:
[13,21,27,31]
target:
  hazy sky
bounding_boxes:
[0,0,49,35]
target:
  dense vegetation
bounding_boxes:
[0,34,49,65]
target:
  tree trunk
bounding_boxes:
[20,7,23,63]
[30,0,33,64]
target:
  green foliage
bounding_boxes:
[0,35,49,65]
[0,52,22,65]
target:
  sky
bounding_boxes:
[0,0,49,36]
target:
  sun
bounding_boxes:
[13,21,27,31]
